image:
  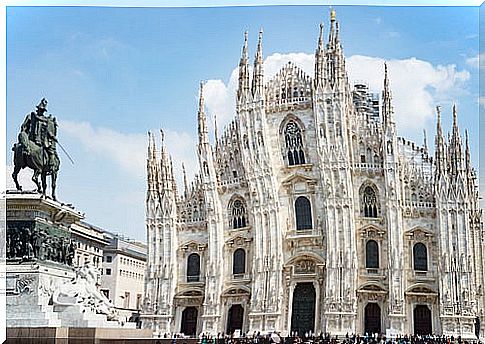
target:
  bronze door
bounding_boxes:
[414,305,432,335]
[227,304,244,334]
[181,306,198,336]
[364,303,381,335]
[291,282,316,336]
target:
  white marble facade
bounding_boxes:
[141,10,485,340]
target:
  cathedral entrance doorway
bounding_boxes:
[414,305,432,335]
[181,306,198,336]
[226,304,244,334]
[291,282,316,336]
[364,303,381,335]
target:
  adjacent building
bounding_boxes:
[141,9,484,340]
[101,233,147,321]
[70,221,109,268]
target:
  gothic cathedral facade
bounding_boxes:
[141,10,485,339]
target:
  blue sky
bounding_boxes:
[6,5,480,242]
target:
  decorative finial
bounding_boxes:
[330,8,336,22]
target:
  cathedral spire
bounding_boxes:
[325,8,345,88]
[252,28,264,99]
[147,131,158,190]
[314,22,325,87]
[328,7,337,48]
[214,114,219,140]
[237,31,250,102]
[448,103,463,176]
[465,129,471,175]
[157,129,175,192]
[423,129,428,155]
[382,62,394,130]
[147,131,155,161]
[435,105,446,177]
[182,162,188,197]
[197,82,209,145]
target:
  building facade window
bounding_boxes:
[187,253,201,282]
[362,185,379,218]
[233,248,246,275]
[284,120,306,166]
[295,196,312,230]
[124,292,130,309]
[366,240,379,269]
[136,294,142,309]
[106,256,112,263]
[413,243,428,271]
[231,199,247,229]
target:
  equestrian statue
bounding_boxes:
[12,98,61,200]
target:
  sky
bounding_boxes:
[5,4,480,242]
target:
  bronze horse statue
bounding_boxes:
[11,99,60,201]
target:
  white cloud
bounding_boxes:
[204,52,471,133]
[346,55,470,130]
[60,120,197,186]
[5,165,36,192]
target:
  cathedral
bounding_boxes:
[141,10,485,340]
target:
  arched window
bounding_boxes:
[413,243,428,271]
[366,240,379,269]
[187,253,200,282]
[295,196,312,230]
[231,199,247,229]
[284,121,306,166]
[233,248,246,275]
[362,186,379,218]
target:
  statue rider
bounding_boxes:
[17,98,49,155]
[31,98,49,146]
[20,98,59,167]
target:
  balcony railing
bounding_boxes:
[180,275,205,284]
[286,228,321,239]
[353,163,383,173]
[232,273,252,281]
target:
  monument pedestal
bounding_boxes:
[7,261,127,328]
[6,191,133,329]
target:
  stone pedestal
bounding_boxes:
[7,261,127,328]
[7,262,72,327]
[6,191,128,329]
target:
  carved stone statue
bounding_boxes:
[51,263,118,321]
[12,98,61,200]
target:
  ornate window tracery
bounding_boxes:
[231,199,247,229]
[233,248,246,275]
[295,196,312,230]
[284,121,306,166]
[362,185,379,218]
[413,243,428,271]
[366,240,379,268]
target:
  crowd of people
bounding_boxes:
[159,332,482,344]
